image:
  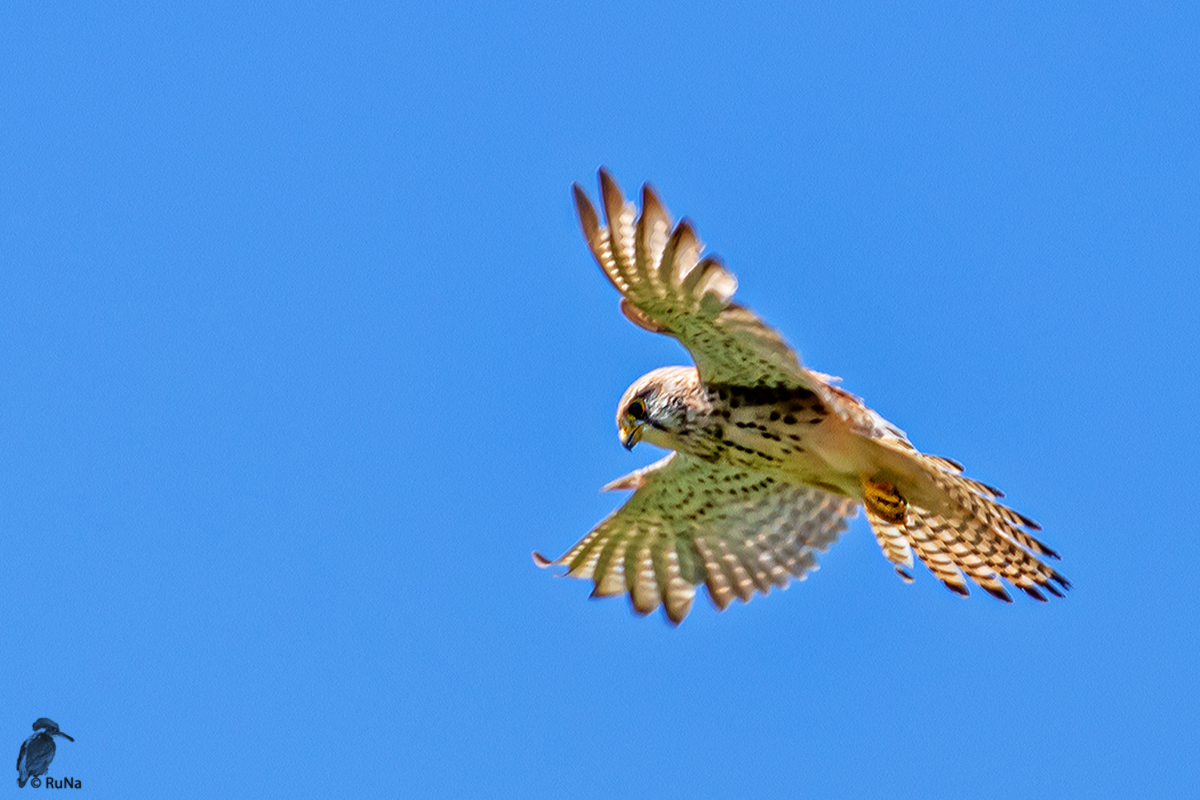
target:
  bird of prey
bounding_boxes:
[535,169,1069,624]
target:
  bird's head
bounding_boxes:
[616,366,705,452]
[31,719,73,742]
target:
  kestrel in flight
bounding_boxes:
[535,169,1069,624]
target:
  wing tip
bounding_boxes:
[673,217,698,244]
[599,168,626,215]
[600,471,645,492]
[571,181,589,208]
[532,551,555,568]
[572,183,599,231]
[641,182,664,214]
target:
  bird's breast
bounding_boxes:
[688,386,846,489]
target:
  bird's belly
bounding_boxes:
[700,411,858,496]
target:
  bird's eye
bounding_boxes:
[627,398,648,421]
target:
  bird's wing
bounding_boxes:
[573,169,836,400]
[534,452,859,624]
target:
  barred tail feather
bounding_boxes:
[865,485,1069,601]
[863,508,916,583]
[858,439,1071,600]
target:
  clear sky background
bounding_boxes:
[3,1,1197,797]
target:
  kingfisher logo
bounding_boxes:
[16,719,77,789]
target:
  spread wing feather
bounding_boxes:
[573,170,834,399]
[535,453,858,624]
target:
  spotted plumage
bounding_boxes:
[535,169,1069,623]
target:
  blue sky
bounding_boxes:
[3,1,1197,797]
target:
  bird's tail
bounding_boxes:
[862,453,1070,602]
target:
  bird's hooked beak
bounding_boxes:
[619,420,644,451]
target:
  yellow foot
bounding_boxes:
[862,476,908,525]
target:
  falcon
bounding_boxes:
[535,169,1069,624]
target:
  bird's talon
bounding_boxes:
[862,477,908,525]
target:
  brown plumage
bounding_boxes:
[535,169,1068,623]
